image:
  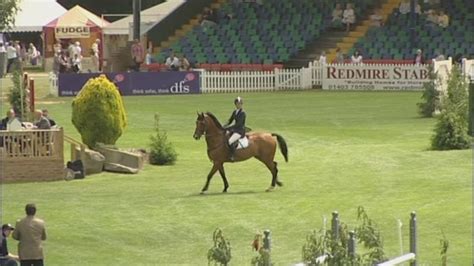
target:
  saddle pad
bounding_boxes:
[237,137,249,150]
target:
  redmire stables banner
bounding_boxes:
[322,64,430,90]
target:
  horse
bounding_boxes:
[193,112,288,193]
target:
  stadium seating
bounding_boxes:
[352,0,474,60]
[154,0,377,66]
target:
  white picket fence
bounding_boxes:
[200,68,313,93]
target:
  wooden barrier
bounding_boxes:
[0,128,64,182]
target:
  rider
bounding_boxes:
[223,96,246,161]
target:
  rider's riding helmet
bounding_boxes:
[234,96,243,104]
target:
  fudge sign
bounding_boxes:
[55,26,90,38]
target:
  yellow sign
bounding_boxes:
[55,26,90,39]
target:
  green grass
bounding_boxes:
[1,91,471,265]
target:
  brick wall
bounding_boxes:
[1,157,64,182]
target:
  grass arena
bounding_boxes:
[1,90,471,264]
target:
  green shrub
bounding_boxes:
[149,113,177,165]
[431,65,470,150]
[302,207,386,265]
[8,70,27,119]
[71,75,127,148]
[207,228,231,266]
[417,66,441,117]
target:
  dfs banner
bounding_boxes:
[58,71,201,96]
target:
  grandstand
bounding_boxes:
[146,0,472,69]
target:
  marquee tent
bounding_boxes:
[7,0,67,32]
[43,5,109,57]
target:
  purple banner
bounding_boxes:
[58,71,201,96]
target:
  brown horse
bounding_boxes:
[193,112,288,193]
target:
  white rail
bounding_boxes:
[377,253,415,266]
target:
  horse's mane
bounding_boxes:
[205,112,224,130]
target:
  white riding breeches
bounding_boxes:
[228,133,242,145]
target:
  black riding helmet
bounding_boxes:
[234,96,243,104]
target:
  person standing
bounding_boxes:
[223,97,247,161]
[0,42,6,77]
[6,42,18,73]
[1,224,19,266]
[12,204,47,266]
[130,39,144,72]
[91,39,100,72]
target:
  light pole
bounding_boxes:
[133,0,141,40]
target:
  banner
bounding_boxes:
[55,26,90,39]
[58,71,201,96]
[322,64,430,90]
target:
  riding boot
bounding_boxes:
[228,142,238,161]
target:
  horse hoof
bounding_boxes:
[265,186,275,192]
[200,191,207,195]
[222,187,229,193]
[276,181,283,187]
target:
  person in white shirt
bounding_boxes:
[318,51,327,64]
[437,10,449,28]
[331,3,343,29]
[28,43,39,66]
[165,52,179,71]
[342,3,356,32]
[6,42,18,73]
[91,39,100,72]
[370,9,384,27]
[72,54,81,73]
[351,50,363,64]
[0,42,6,77]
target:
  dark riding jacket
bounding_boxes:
[225,109,246,136]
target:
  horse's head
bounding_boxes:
[193,112,206,140]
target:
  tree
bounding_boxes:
[71,75,127,148]
[0,0,19,32]
[431,65,470,150]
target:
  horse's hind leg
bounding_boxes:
[274,161,283,187]
[201,163,219,194]
[257,157,280,191]
[218,164,229,193]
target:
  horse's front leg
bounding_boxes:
[218,163,229,193]
[201,163,219,194]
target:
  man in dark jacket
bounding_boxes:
[223,96,246,161]
[1,223,19,266]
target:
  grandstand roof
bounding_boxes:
[103,0,185,35]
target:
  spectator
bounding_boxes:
[145,48,152,65]
[399,0,410,15]
[41,109,56,127]
[53,41,61,54]
[58,51,69,73]
[33,110,51,130]
[73,41,82,58]
[91,39,100,72]
[318,51,327,64]
[351,50,363,64]
[28,43,39,66]
[67,41,75,61]
[414,49,425,65]
[179,55,191,71]
[130,39,144,72]
[425,9,438,25]
[370,9,384,27]
[1,223,19,266]
[6,42,18,73]
[342,3,356,32]
[331,3,343,29]
[201,7,217,30]
[52,52,61,75]
[165,52,179,71]
[71,54,81,73]
[0,42,6,77]
[12,204,47,266]
[437,10,449,28]
[434,50,445,61]
[15,42,23,65]
[334,47,344,64]
[0,109,22,131]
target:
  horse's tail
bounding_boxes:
[271,133,288,162]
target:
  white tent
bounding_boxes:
[9,0,67,32]
[103,0,186,35]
